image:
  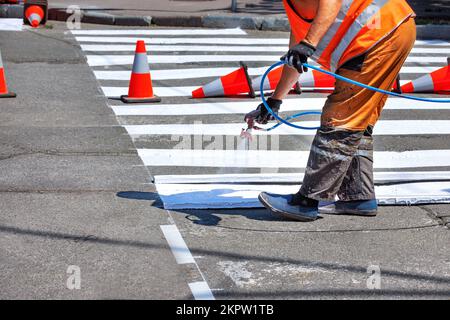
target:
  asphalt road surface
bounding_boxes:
[0,21,449,299]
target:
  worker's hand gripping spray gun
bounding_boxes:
[241,57,322,141]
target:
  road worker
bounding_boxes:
[248,0,417,221]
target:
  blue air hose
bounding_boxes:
[260,60,450,131]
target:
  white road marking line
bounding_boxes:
[94,66,439,81]
[102,82,409,97]
[155,182,450,209]
[80,44,450,55]
[160,225,195,264]
[102,86,196,97]
[87,54,448,67]
[414,39,450,46]
[400,66,442,74]
[75,36,450,46]
[154,171,450,184]
[111,98,450,116]
[188,282,215,300]
[94,66,270,81]
[124,121,450,136]
[411,47,450,54]
[86,54,283,67]
[75,36,290,45]
[160,224,215,300]
[0,18,23,31]
[71,28,246,35]
[137,149,450,169]
[82,44,286,52]
[405,56,448,63]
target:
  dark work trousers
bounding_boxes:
[299,126,375,202]
[298,18,416,202]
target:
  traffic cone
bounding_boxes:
[0,50,16,99]
[401,58,450,94]
[297,69,335,90]
[192,62,255,98]
[251,66,283,92]
[25,5,45,28]
[251,66,335,94]
[121,40,161,103]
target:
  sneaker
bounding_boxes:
[258,192,319,222]
[319,199,378,217]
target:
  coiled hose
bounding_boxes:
[260,60,450,131]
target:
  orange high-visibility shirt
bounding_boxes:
[283,0,416,71]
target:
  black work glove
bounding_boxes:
[282,40,316,73]
[244,98,282,125]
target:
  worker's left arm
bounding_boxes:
[286,0,343,72]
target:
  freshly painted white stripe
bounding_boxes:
[154,171,450,184]
[155,182,450,209]
[102,83,406,97]
[102,85,333,97]
[414,40,450,46]
[94,66,269,81]
[138,149,450,169]
[94,66,433,82]
[188,282,215,300]
[405,56,448,63]
[411,47,450,54]
[102,86,196,97]
[87,54,447,67]
[125,121,450,136]
[75,36,450,46]
[81,44,286,52]
[75,36,290,45]
[80,44,450,54]
[0,18,23,31]
[86,54,282,67]
[111,98,450,116]
[400,66,441,74]
[72,28,246,36]
[160,225,195,265]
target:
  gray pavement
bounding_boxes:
[0,21,449,300]
[0,23,192,299]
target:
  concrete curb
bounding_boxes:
[0,4,23,19]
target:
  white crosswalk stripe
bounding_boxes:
[72,28,450,208]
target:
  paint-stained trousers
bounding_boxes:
[299,18,416,201]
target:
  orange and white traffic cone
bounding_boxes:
[297,69,335,90]
[0,50,16,99]
[252,66,335,94]
[251,66,283,92]
[25,5,45,28]
[192,62,255,98]
[401,58,450,94]
[121,40,161,103]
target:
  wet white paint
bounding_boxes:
[0,18,23,31]
[155,182,450,209]
[87,54,283,67]
[125,120,450,136]
[138,149,450,169]
[111,98,450,116]
[94,66,270,81]
[154,171,450,184]
[71,28,246,35]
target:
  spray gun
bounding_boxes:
[240,108,262,141]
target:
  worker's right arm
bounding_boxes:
[244,32,300,124]
[272,31,300,100]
